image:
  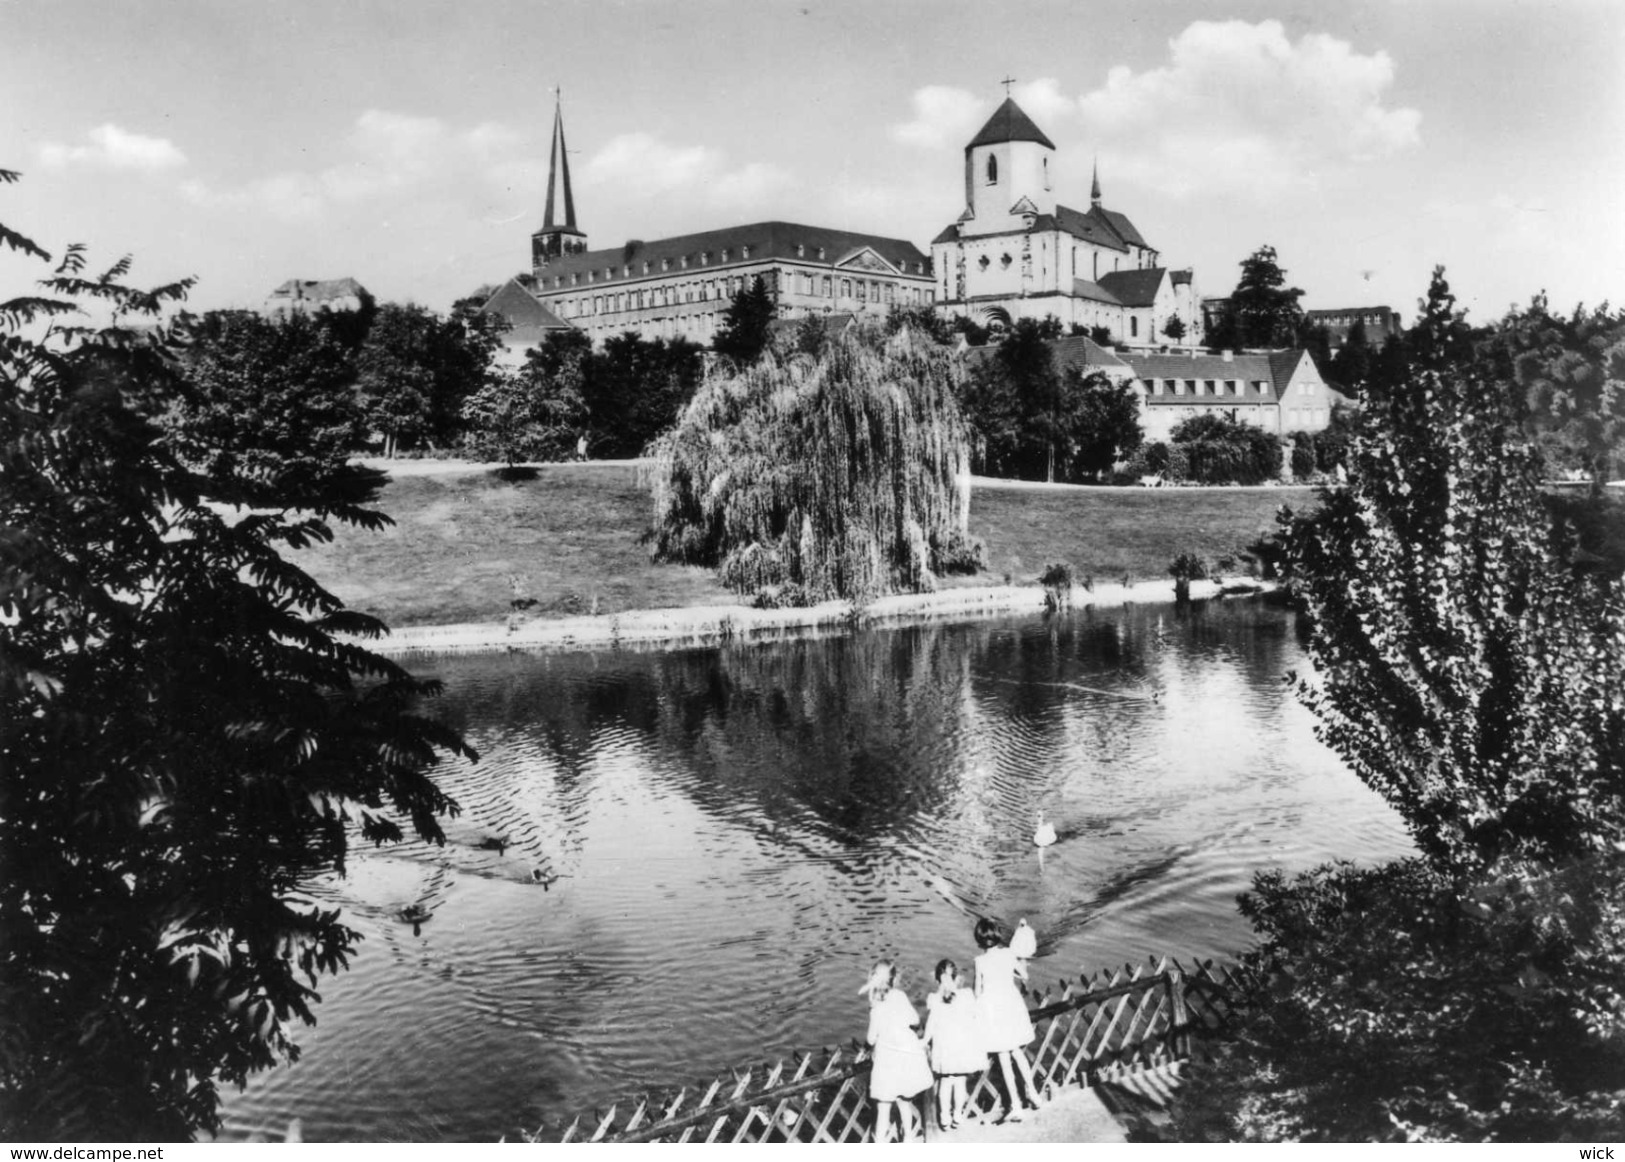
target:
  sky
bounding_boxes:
[3,0,1622,326]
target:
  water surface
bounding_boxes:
[222,599,1411,1141]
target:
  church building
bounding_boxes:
[930,98,1202,347]
[485,100,934,349]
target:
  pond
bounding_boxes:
[220,598,1412,1142]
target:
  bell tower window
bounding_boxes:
[986,155,998,185]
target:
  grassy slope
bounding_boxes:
[291,465,1319,627]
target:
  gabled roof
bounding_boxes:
[1097,268,1168,308]
[532,221,931,288]
[959,334,1130,373]
[932,201,1152,254]
[1050,335,1132,372]
[966,98,1056,151]
[1070,278,1123,306]
[1120,348,1316,403]
[480,278,571,344]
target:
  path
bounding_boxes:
[919,1063,1184,1145]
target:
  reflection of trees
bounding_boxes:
[645,625,977,842]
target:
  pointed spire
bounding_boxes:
[543,92,577,233]
[1091,159,1102,207]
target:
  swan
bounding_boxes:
[1033,812,1058,848]
[398,904,433,935]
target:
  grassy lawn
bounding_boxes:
[969,484,1316,586]
[292,464,1320,627]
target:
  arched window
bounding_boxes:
[986,154,997,184]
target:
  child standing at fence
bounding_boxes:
[973,918,1043,1121]
[861,960,932,1143]
[922,959,985,1130]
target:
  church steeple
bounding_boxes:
[1091,159,1102,207]
[532,93,587,271]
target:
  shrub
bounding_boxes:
[933,531,988,576]
[1039,560,1075,610]
[1171,413,1282,485]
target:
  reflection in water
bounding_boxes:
[220,600,1410,1142]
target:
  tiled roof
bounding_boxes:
[966,98,1057,151]
[531,221,931,287]
[931,202,1153,255]
[1121,348,1313,403]
[1049,335,1132,371]
[1070,278,1123,305]
[480,278,571,340]
[960,334,1131,373]
[1170,269,1193,287]
[1097,268,1167,308]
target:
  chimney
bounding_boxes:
[1222,349,1233,362]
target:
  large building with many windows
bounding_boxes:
[486,101,933,348]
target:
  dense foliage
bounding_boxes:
[647,329,974,602]
[1171,859,1625,1142]
[711,275,776,367]
[1166,269,1625,1143]
[1167,413,1281,485]
[0,174,473,1139]
[354,302,504,456]
[958,319,1141,482]
[1207,245,1306,350]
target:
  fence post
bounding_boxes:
[1166,968,1191,1060]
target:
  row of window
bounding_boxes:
[555,274,761,318]
[787,273,927,306]
[541,245,928,289]
[1144,378,1272,397]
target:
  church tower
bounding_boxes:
[531,96,587,271]
[961,97,1057,236]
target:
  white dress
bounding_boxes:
[866,989,933,1101]
[924,989,988,1076]
[974,946,1035,1053]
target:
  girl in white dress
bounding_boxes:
[922,959,986,1130]
[973,918,1042,1121]
[861,960,932,1142]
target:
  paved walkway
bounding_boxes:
[924,1086,1128,1144]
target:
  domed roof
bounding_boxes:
[966,98,1057,151]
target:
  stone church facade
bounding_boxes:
[930,99,1203,347]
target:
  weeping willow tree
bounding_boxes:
[647,328,976,602]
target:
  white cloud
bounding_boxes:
[582,132,790,209]
[39,124,187,170]
[1078,20,1421,198]
[180,110,542,222]
[1013,78,1076,126]
[891,86,987,149]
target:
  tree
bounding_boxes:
[1158,269,1625,1143]
[587,332,705,459]
[354,303,502,455]
[459,360,583,469]
[884,304,954,345]
[1162,314,1187,341]
[165,310,364,489]
[1212,245,1305,349]
[712,275,775,366]
[1285,281,1625,872]
[647,329,974,602]
[1066,368,1143,479]
[1169,412,1281,485]
[1328,317,1373,394]
[0,173,473,1138]
[1490,295,1625,494]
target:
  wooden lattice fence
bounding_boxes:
[543,954,1248,1144]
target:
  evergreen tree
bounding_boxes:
[712,276,775,366]
[1214,245,1306,349]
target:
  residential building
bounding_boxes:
[1305,305,1402,347]
[263,277,372,317]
